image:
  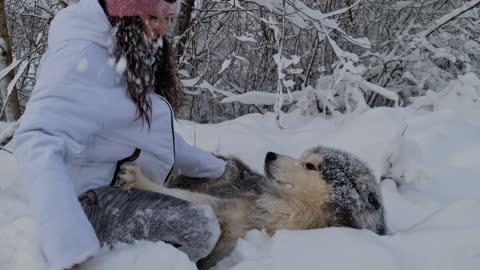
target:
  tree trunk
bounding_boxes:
[174,0,195,60]
[0,0,21,121]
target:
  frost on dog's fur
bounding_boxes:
[301,146,385,235]
[118,145,386,269]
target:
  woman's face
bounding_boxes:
[140,15,171,39]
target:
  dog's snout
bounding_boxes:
[265,152,277,162]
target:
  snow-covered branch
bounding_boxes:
[0,60,29,118]
[418,0,480,38]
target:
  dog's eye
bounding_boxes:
[305,163,317,171]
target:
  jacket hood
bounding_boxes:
[48,0,112,49]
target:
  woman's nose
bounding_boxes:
[143,15,170,38]
[153,16,169,36]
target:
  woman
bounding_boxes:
[13,0,225,269]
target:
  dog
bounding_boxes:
[118,146,386,269]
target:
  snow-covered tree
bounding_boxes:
[0,0,74,121]
[0,0,20,121]
[175,0,480,122]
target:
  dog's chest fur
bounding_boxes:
[198,187,331,269]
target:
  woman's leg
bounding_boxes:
[79,186,220,262]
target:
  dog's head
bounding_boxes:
[264,150,328,195]
[264,146,386,235]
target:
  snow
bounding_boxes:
[219,59,232,74]
[115,56,127,74]
[81,241,196,270]
[234,35,256,43]
[152,38,163,50]
[1,78,480,270]
[76,58,89,73]
[0,121,18,144]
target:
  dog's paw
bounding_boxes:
[117,163,140,190]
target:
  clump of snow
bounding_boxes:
[77,58,89,73]
[115,56,127,74]
[152,38,163,50]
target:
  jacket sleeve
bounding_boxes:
[13,46,102,270]
[173,132,225,178]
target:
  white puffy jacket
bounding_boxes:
[13,0,225,269]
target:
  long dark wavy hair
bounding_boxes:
[106,13,183,127]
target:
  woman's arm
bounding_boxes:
[14,44,102,270]
[172,132,225,179]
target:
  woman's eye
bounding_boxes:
[305,163,316,171]
[149,15,158,21]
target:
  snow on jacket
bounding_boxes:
[13,0,225,269]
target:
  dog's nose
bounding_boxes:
[265,152,277,162]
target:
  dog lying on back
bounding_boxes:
[118,146,386,269]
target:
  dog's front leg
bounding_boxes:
[118,163,221,206]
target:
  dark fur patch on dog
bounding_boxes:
[167,156,267,199]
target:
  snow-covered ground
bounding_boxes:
[1,77,479,270]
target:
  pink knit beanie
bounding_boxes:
[104,0,181,17]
